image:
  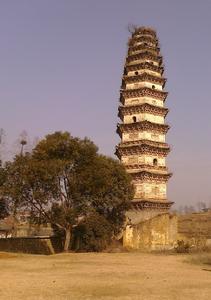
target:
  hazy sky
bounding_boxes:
[0,0,211,208]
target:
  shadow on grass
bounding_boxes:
[186,253,211,267]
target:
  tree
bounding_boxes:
[0,163,9,219]
[74,154,133,236]
[12,130,32,157]
[73,212,113,252]
[1,132,134,251]
[0,128,7,163]
[0,199,9,219]
[196,201,207,212]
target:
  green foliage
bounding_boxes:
[0,198,9,219]
[74,154,133,235]
[0,131,134,251]
[33,131,98,164]
[73,212,113,252]
[0,164,9,219]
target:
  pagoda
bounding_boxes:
[116,27,173,223]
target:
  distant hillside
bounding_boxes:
[178,211,211,238]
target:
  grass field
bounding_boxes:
[0,252,211,300]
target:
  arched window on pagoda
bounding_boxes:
[132,116,137,123]
[152,85,155,89]
[135,71,139,75]
[153,158,158,166]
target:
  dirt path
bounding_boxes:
[0,252,211,300]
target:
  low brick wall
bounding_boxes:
[0,236,63,255]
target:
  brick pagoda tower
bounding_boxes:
[116,27,173,224]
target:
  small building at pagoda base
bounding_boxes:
[116,26,177,250]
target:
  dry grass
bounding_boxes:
[0,252,211,300]
[0,252,18,259]
[178,212,211,237]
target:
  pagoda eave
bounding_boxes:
[115,140,171,157]
[125,164,168,172]
[128,36,158,47]
[126,52,162,65]
[118,139,170,148]
[115,147,170,159]
[118,103,169,120]
[128,45,160,56]
[121,87,168,101]
[117,121,170,135]
[132,170,172,182]
[122,73,166,86]
[132,27,157,37]
[125,62,164,75]
[131,200,174,210]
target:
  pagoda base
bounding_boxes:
[123,212,178,251]
[123,199,177,251]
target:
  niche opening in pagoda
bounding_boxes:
[133,116,137,123]
[153,158,158,166]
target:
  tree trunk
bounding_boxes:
[64,227,71,252]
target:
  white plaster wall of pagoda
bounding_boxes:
[144,155,165,166]
[124,96,164,107]
[135,41,156,47]
[122,155,165,166]
[135,183,167,194]
[124,113,164,124]
[126,82,162,91]
[134,183,167,199]
[148,132,165,142]
[122,131,165,143]
[128,59,159,67]
[133,34,155,39]
[121,155,138,164]
[127,70,161,77]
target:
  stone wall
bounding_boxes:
[123,213,177,251]
[0,236,63,255]
[14,223,53,237]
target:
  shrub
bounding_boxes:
[175,240,191,253]
[73,213,113,252]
